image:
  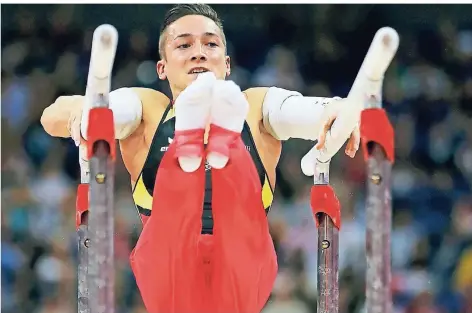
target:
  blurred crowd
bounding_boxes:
[2,4,472,313]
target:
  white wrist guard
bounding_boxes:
[81,88,143,140]
[262,87,340,141]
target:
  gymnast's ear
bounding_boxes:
[225,56,231,77]
[157,60,167,80]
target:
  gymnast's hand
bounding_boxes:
[315,98,361,159]
[65,96,87,147]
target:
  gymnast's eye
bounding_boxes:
[177,43,191,49]
[207,42,218,48]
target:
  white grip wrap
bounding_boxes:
[81,88,143,140]
[262,87,338,141]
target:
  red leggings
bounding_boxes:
[130,130,278,313]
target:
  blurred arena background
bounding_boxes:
[2,3,472,313]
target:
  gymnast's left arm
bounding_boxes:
[256,86,360,158]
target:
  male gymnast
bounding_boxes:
[41,4,370,313]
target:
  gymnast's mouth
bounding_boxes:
[188,67,210,74]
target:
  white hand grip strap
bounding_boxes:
[301,27,399,176]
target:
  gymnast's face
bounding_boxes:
[157,15,230,98]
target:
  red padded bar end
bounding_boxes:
[86,108,116,160]
[310,185,341,230]
[360,108,395,163]
[76,184,89,229]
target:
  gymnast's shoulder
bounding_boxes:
[126,87,170,124]
[128,87,170,110]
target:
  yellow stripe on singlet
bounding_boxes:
[133,177,153,211]
[163,106,175,122]
[262,177,274,211]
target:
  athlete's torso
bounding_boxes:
[131,103,275,234]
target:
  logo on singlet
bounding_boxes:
[160,137,173,152]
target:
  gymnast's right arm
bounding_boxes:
[41,88,143,144]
